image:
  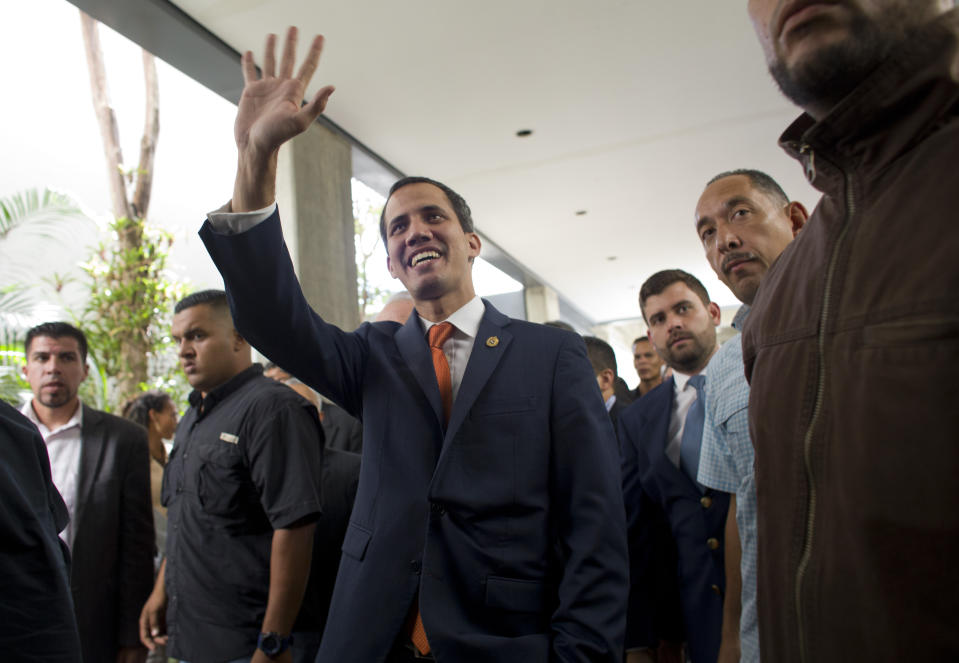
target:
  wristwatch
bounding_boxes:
[257,632,293,658]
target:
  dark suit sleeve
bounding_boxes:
[548,334,629,662]
[200,211,368,418]
[0,402,82,662]
[617,411,683,649]
[115,423,155,649]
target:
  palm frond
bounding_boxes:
[0,188,93,240]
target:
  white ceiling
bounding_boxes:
[171,0,819,323]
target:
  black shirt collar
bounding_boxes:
[188,363,264,417]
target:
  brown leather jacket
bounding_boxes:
[742,10,959,663]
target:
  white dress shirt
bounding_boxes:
[22,400,83,548]
[419,295,485,404]
[665,369,706,468]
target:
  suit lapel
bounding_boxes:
[444,302,511,445]
[394,312,445,428]
[74,404,106,539]
[652,380,701,496]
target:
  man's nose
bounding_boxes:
[405,218,432,244]
[717,222,742,251]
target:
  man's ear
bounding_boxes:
[596,368,615,393]
[466,233,482,262]
[787,201,809,237]
[708,301,722,326]
[232,329,248,352]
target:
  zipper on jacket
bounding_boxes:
[794,151,855,663]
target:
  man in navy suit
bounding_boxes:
[199,28,628,663]
[619,270,729,663]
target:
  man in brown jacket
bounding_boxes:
[742,1,959,661]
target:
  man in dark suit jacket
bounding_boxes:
[618,271,729,663]
[20,322,154,663]
[199,28,628,663]
[583,335,629,430]
[0,400,82,663]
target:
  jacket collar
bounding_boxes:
[780,9,959,193]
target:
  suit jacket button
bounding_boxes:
[711,584,721,596]
[410,560,422,572]
[430,503,446,516]
[700,496,712,508]
[706,537,720,550]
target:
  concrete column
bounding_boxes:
[524,285,560,324]
[276,122,360,331]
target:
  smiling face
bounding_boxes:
[747,0,948,117]
[643,282,721,374]
[384,182,481,319]
[696,174,806,305]
[171,303,250,396]
[23,335,89,413]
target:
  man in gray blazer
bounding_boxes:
[21,322,154,663]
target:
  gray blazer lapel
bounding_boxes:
[394,312,445,427]
[74,404,107,538]
[443,302,512,447]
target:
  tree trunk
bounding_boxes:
[79,11,160,407]
[79,12,132,222]
[131,51,159,219]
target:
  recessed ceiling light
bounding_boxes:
[607,256,618,261]
[575,210,587,216]
[516,129,533,137]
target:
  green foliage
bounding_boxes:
[0,188,86,240]
[79,215,189,411]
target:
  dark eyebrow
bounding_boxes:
[724,195,754,210]
[388,205,448,230]
[696,195,756,232]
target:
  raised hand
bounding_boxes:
[233,27,335,212]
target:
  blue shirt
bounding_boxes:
[698,305,759,663]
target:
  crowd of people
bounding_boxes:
[2,0,957,661]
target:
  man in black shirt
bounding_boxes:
[138,290,323,663]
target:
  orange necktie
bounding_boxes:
[428,322,455,424]
[411,321,455,655]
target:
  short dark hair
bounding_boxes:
[632,336,650,346]
[379,176,475,243]
[583,336,618,377]
[121,390,172,429]
[706,169,789,206]
[639,270,711,322]
[174,289,229,315]
[25,322,88,362]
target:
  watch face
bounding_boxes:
[260,633,281,654]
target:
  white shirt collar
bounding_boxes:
[419,295,485,339]
[22,399,84,435]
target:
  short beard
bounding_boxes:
[768,7,919,116]
[663,336,715,374]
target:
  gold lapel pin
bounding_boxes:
[486,336,499,347]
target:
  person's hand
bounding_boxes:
[251,647,293,663]
[116,646,147,663]
[625,649,657,663]
[717,636,741,663]
[138,588,168,650]
[233,27,335,212]
[656,640,684,663]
